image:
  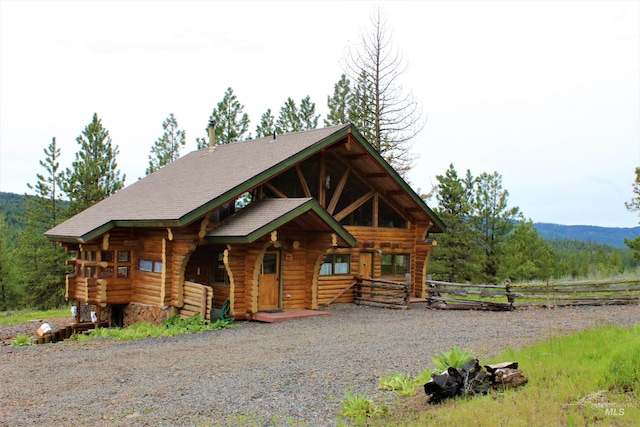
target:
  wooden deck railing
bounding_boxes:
[425,276,640,311]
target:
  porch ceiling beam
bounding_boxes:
[366,173,387,179]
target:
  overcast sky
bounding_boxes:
[1,0,638,228]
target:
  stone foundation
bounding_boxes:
[122,303,175,327]
[73,302,175,327]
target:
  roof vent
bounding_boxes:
[270,130,277,142]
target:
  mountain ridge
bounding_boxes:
[534,222,640,248]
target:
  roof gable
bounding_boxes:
[206,198,356,247]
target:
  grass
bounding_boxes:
[0,306,72,326]
[357,323,640,426]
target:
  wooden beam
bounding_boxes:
[264,182,288,199]
[319,151,326,207]
[295,165,312,197]
[334,190,375,221]
[344,153,368,160]
[327,169,350,215]
[373,194,379,228]
[366,173,387,179]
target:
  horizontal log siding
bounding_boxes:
[132,230,166,306]
[212,284,230,308]
[167,228,199,309]
[225,245,248,319]
[279,230,308,311]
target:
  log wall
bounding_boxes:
[179,281,214,320]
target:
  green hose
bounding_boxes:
[218,298,232,322]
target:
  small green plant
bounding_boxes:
[11,334,32,346]
[413,367,433,386]
[432,347,474,371]
[378,373,418,396]
[378,373,410,391]
[396,376,416,396]
[341,391,385,424]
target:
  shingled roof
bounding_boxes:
[45,123,444,243]
[206,198,355,247]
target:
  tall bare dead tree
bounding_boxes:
[342,6,426,176]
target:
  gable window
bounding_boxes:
[320,254,351,275]
[381,254,409,277]
[378,198,408,228]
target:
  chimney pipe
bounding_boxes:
[207,119,216,148]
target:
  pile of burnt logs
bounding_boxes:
[424,360,527,403]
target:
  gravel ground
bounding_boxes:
[1,303,639,427]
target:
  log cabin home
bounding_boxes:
[45,123,445,326]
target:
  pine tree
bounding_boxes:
[624,167,640,262]
[348,71,376,146]
[62,113,125,216]
[299,95,320,130]
[428,164,481,282]
[499,219,555,281]
[255,109,276,138]
[470,171,521,283]
[210,87,250,144]
[15,138,70,309]
[325,74,352,127]
[146,113,186,174]
[276,97,302,134]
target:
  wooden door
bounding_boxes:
[359,252,374,278]
[258,251,281,311]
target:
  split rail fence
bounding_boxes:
[425,276,640,311]
[353,274,411,309]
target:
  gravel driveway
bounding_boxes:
[1,303,639,427]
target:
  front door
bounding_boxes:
[359,251,374,278]
[258,251,281,311]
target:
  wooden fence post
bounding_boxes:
[505,279,514,308]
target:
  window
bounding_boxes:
[139,259,163,274]
[139,259,153,272]
[153,261,163,273]
[381,254,409,277]
[101,266,114,278]
[212,251,228,284]
[320,254,351,276]
[118,251,130,263]
[117,266,130,278]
